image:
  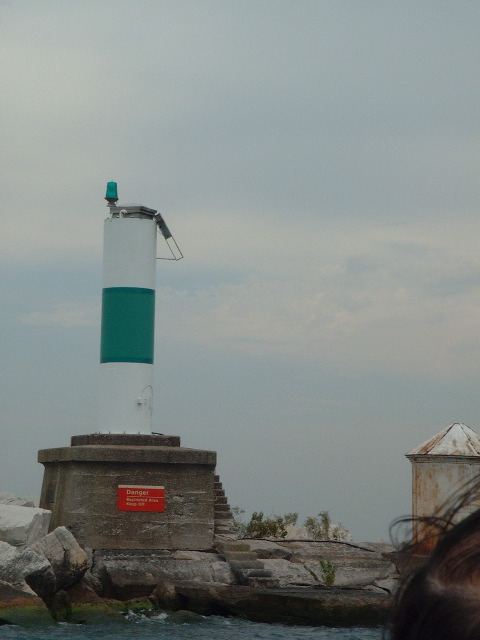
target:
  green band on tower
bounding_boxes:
[100,287,155,363]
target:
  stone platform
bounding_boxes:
[38,434,216,551]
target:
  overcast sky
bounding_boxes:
[1,1,479,541]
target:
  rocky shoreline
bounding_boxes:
[0,493,399,627]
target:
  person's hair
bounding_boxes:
[386,479,480,640]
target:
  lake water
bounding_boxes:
[0,612,382,640]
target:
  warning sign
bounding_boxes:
[118,485,165,512]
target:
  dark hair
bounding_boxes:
[386,480,480,640]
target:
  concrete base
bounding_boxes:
[38,434,216,551]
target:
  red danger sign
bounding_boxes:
[118,485,165,512]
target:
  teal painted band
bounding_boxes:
[100,287,155,364]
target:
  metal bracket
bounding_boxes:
[154,213,183,261]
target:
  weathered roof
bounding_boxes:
[407,423,480,457]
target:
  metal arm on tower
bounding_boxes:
[154,213,183,261]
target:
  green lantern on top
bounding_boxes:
[105,181,118,204]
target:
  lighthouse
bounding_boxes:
[38,183,235,551]
[99,182,158,433]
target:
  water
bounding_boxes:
[0,612,382,640]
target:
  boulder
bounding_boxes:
[53,579,141,624]
[75,569,104,597]
[92,550,161,600]
[0,504,51,548]
[274,540,357,561]
[0,580,52,627]
[0,491,35,507]
[0,541,55,599]
[219,539,291,560]
[172,582,391,626]
[30,526,89,591]
[150,580,184,610]
[65,578,104,604]
[274,540,397,587]
[92,549,235,600]
[373,577,400,594]
[172,551,235,584]
[261,559,317,586]
[305,558,396,588]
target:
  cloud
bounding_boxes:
[19,303,98,328]
[158,229,480,380]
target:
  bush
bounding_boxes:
[282,512,299,527]
[303,510,351,541]
[244,512,288,539]
[232,507,351,542]
[320,559,336,586]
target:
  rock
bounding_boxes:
[92,550,161,600]
[0,541,55,601]
[218,539,291,560]
[150,580,184,610]
[0,504,51,548]
[66,577,104,604]
[0,491,35,507]
[172,550,235,584]
[0,580,52,627]
[92,549,235,600]
[48,589,71,621]
[305,558,396,588]
[173,582,391,626]
[165,609,206,623]
[373,577,400,594]
[273,540,397,587]
[41,584,136,625]
[30,526,89,591]
[261,559,317,586]
[358,541,397,554]
[77,569,104,597]
[213,540,279,586]
[215,539,398,589]
[274,540,358,561]
[53,580,141,624]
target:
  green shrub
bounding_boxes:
[282,512,299,527]
[320,559,336,586]
[303,510,350,541]
[244,512,288,539]
[233,507,350,542]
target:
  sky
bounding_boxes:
[1,0,479,542]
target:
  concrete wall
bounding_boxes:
[38,443,216,550]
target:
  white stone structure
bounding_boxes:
[0,504,51,549]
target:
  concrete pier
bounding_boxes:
[38,434,216,550]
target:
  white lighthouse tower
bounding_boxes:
[99,181,169,433]
[38,182,235,550]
